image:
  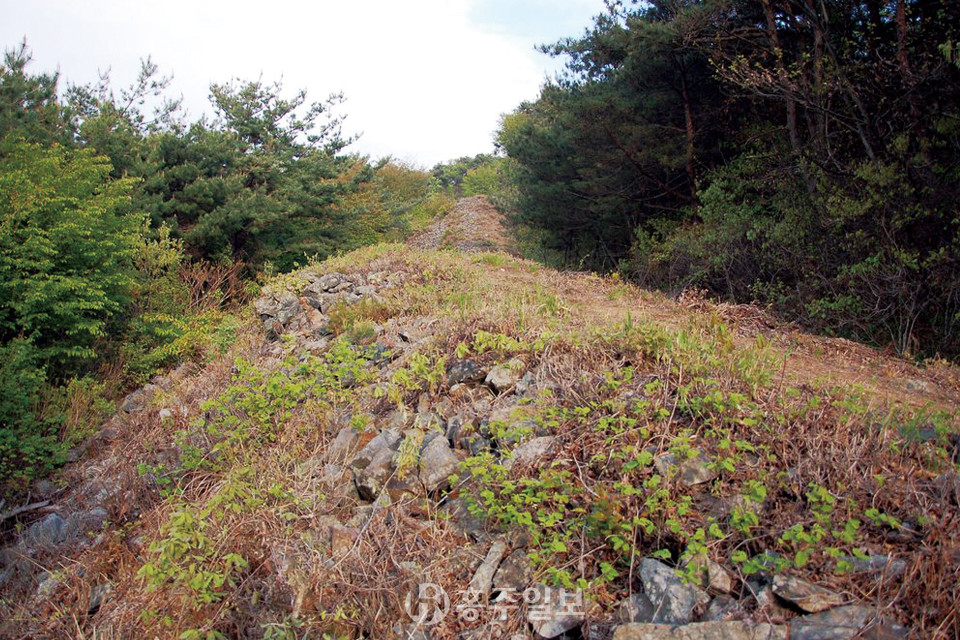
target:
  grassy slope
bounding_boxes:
[3,233,959,638]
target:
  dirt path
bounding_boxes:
[408,195,515,253]
[418,196,960,410]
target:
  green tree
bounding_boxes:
[0,139,142,370]
[0,42,71,145]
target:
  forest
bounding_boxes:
[2,0,960,487]
[498,0,960,360]
[0,42,502,486]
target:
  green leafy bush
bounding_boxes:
[0,139,142,371]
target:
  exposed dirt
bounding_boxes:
[408,195,515,254]
[414,196,960,410]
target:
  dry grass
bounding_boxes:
[2,242,958,639]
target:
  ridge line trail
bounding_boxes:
[412,195,960,410]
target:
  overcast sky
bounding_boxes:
[2,0,605,167]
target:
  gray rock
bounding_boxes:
[790,606,906,640]
[82,507,109,530]
[703,595,743,621]
[445,414,470,445]
[639,558,710,624]
[440,497,488,541]
[354,447,395,501]
[933,472,960,505]
[468,539,509,600]
[492,549,532,592]
[485,358,525,393]
[772,575,845,613]
[506,436,558,470]
[654,451,718,487]
[24,513,76,549]
[447,360,486,386]
[612,621,786,640]
[527,583,585,639]
[120,389,148,414]
[351,429,402,469]
[355,285,379,296]
[754,586,792,623]
[391,623,431,640]
[330,525,360,556]
[274,292,301,325]
[328,427,360,463]
[35,571,62,599]
[617,593,657,623]
[318,272,346,292]
[684,554,734,594]
[30,479,57,498]
[88,583,111,614]
[515,372,537,396]
[418,436,460,493]
[840,554,907,577]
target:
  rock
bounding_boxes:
[933,472,960,505]
[120,389,149,413]
[390,623,431,640]
[468,539,509,600]
[492,549,532,592]
[465,435,493,455]
[88,583,111,614]
[790,606,906,640]
[319,273,346,292]
[447,360,486,386]
[273,292,302,325]
[330,525,360,556]
[485,358,525,393]
[617,593,657,623]
[703,595,743,621]
[772,575,845,613]
[355,285,378,296]
[354,447,395,501]
[158,407,175,422]
[516,372,537,396]
[754,586,792,623]
[639,558,710,624]
[351,429,402,469]
[440,497,488,540]
[328,427,360,463]
[418,436,460,493]
[527,583,585,639]
[82,507,109,531]
[35,571,62,599]
[30,479,57,498]
[445,414,471,445]
[506,436,558,470]
[612,621,786,640]
[840,554,906,577]
[654,451,718,487]
[685,554,734,594]
[23,513,76,549]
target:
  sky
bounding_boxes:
[1,0,606,167]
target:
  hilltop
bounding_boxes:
[1,199,958,639]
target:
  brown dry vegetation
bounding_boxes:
[1,202,958,639]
